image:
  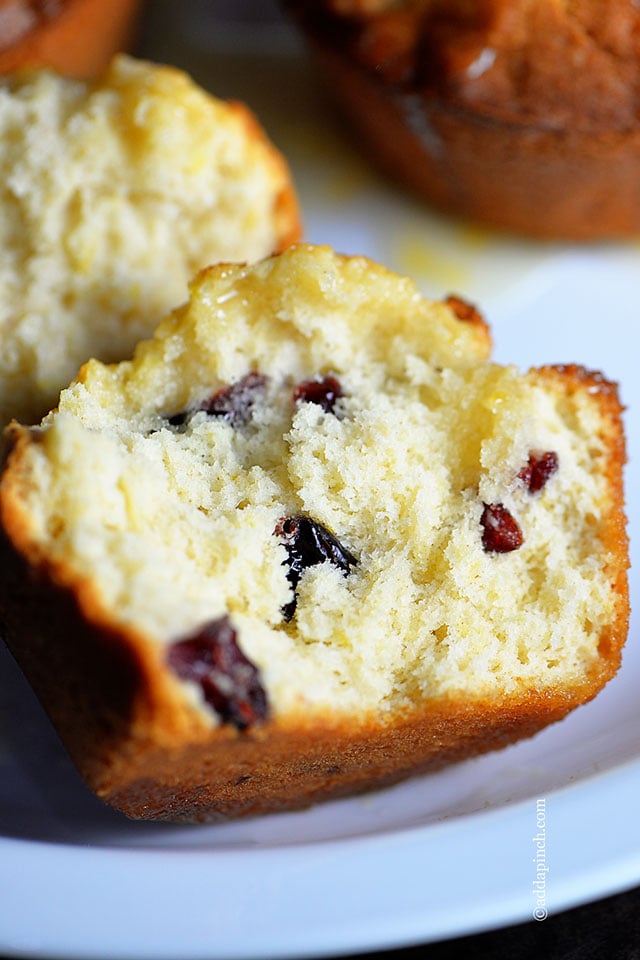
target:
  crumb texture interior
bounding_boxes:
[8,245,620,726]
[0,54,295,427]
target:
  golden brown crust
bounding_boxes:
[443,293,485,329]
[441,293,492,357]
[0,0,144,77]
[285,0,640,238]
[0,361,629,822]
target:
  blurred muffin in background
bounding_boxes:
[0,54,301,428]
[285,0,640,240]
[0,0,143,77]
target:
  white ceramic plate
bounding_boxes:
[1,3,640,957]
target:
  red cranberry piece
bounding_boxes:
[518,451,559,494]
[167,615,268,731]
[480,503,524,553]
[201,371,267,426]
[167,372,267,429]
[275,515,357,620]
[294,375,343,414]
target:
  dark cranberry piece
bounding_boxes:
[275,515,357,620]
[480,503,524,554]
[167,411,188,427]
[201,371,267,426]
[294,375,344,414]
[167,615,268,731]
[518,451,559,494]
[166,372,267,429]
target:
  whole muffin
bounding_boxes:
[285,0,640,239]
[0,54,300,428]
[0,244,629,822]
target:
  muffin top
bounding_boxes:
[293,0,640,130]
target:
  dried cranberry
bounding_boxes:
[167,372,267,429]
[518,451,559,494]
[201,371,267,425]
[294,375,344,414]
[275,515,357,620]
[167,411,189,427]
[480,503,524,553]
[167,615,268,731]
